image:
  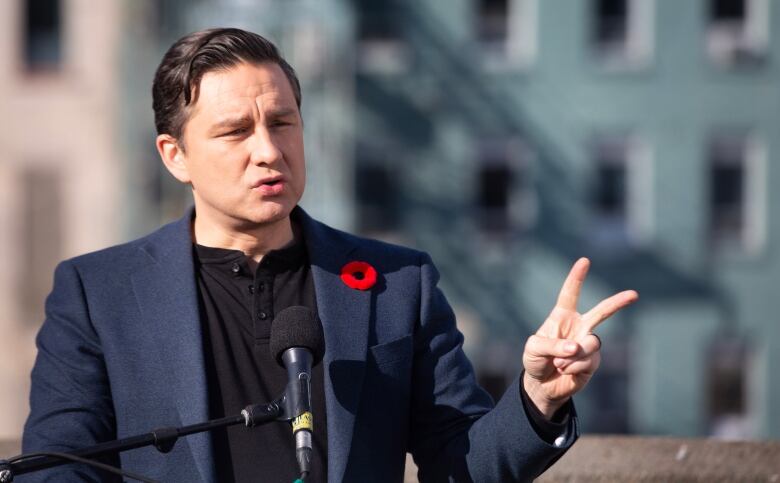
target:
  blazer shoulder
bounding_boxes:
[64,213,190,275]
[65,237,145,270]
[305,214,428,268]
[349,231,426,264]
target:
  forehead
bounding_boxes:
[190,62,297,117]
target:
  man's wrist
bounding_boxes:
[522,372,569,420]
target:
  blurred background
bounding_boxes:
[0,0,778,446]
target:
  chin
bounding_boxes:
[245,201,295,226]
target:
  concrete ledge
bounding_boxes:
[0,439,19,458]
[5,436,779,481]
[537,435,780,482]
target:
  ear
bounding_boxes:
[156,134,191,184]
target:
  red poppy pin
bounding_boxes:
[340,261,377,290]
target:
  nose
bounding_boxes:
[249,126,283,166]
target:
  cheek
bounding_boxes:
[280,131,303,155]
[196,143,248,175]
[293,146,306,186]
[297,163,306,192]
[279,132,305,170]
[289,159,306,197]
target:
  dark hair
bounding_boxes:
[152,28,302,142]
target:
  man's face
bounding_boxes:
[173,62,305,230]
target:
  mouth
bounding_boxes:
[252,176,284,187]
[252,176,286,195]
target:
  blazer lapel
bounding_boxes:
[298,209,371,483]
[130,212,215,483]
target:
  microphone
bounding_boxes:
[270,306,325,479]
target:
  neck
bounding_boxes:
[192,211,295,263]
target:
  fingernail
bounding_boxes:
[565,341,578,353]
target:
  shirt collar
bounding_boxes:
[193,216,307,272]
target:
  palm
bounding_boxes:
[523,258,638,407]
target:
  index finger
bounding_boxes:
[555,257,590,311]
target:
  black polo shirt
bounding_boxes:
[193,234,327,482]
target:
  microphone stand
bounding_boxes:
[0,402,281,482]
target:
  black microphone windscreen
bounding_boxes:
[270,306,325,366]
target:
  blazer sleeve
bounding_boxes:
[20,260,120,482]
[408,253,578,482]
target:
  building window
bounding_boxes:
[596,158,626,218]
[477,0,510,46]
[354,157,399,234]
[591,136,628,247]
[476,339,518,402]
[589,134,652,248]
[591,0,654,69]
[594,0,628,47]
[708,338,751,439]
[475,138,535,234]
[476,0,537,68]
[708,132,766,253]
[24,0,62,71]
[354,0,409,73]
[19,166,62,323]
[478,164,513,232]
[707,0,769,67]
[710,137,744,247]
[587,336,630,433]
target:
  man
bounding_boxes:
[21,28,637,482]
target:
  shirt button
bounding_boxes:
[258,282,265,292]
[231,263,240,274]
[258,311,268,320]
[248,285,254,294]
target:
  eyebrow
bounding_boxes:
[266,107,298,119]
[210,115,253,132]
[209,108,298,132]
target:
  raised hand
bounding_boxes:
[522,257,638,419]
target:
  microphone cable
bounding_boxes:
[3,452,160,483]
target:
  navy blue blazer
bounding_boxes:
[22,208,577,482]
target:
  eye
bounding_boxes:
[270,119,292,128]
[223,127,250,137]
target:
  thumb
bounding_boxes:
[525,335,580,359]
[523,335,580,377]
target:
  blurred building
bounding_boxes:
[0,0,123,438]
[343,0,780,440]
[1,0,779,443]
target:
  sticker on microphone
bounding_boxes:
[292,411,314,432]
